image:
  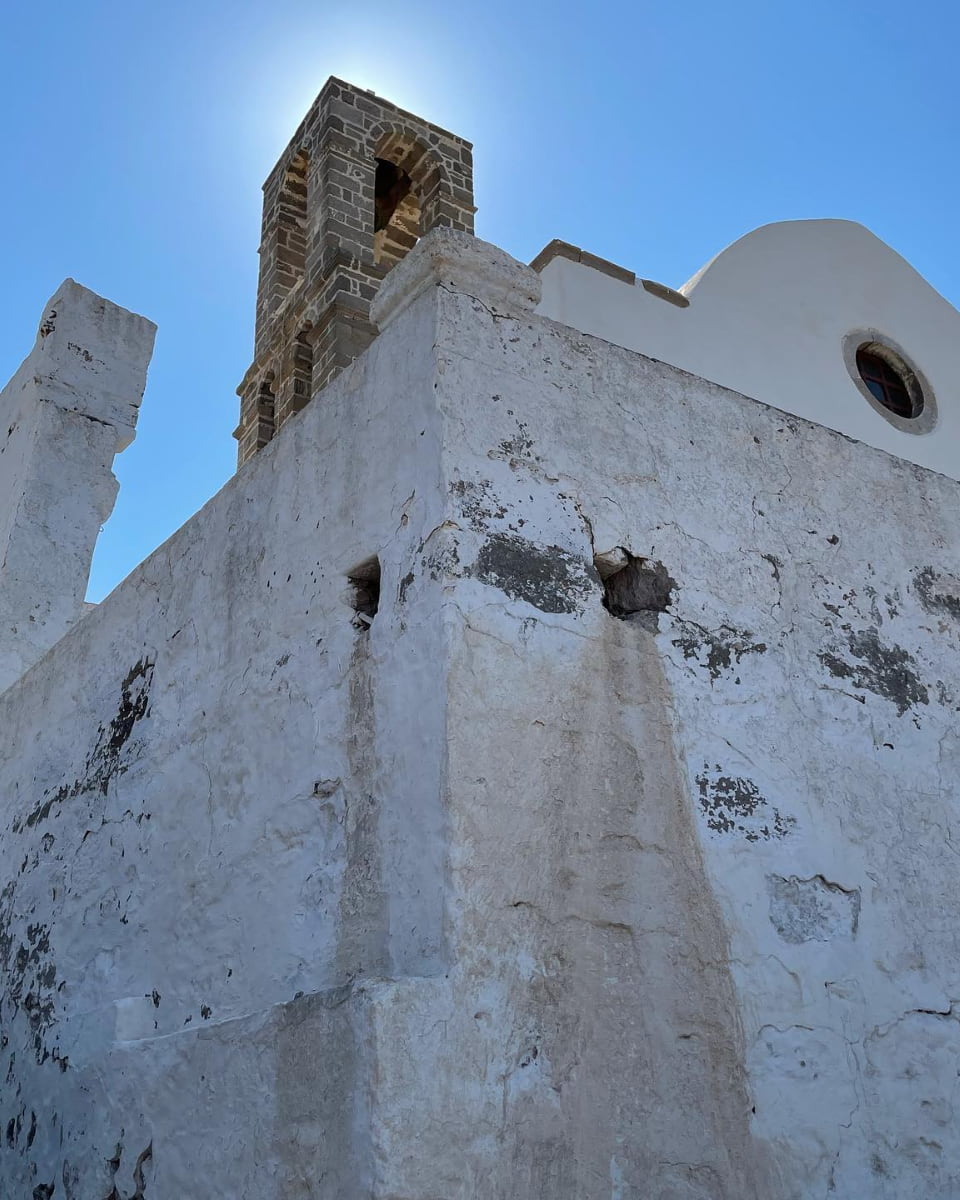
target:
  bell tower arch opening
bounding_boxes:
[373,158,418,268]
[277,150,309,292]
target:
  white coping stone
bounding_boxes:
[372,226,542,330]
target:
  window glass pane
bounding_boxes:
[856,346,922,420]
[886,386,912,416]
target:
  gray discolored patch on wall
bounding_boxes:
[818,627,928,715]
[695,766,795,841]
[914,567,960,623]
[14,658,155,832]
[672,620,766,681]
[767,874,861,943]
[449,479,508,530]
[471,532,596,614]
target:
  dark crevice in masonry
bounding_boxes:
[595,550,675,630]
[347,557,381,630]
[72,410,114,429]
[103,1140,152,1200]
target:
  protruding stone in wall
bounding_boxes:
[234,77,476,467]
[0,280,156,692]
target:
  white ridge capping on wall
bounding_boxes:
[534,219,960,481]
[17,278,156,449]
[372,227,542,331]
[0,279,156,693]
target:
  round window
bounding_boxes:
[843,333,935,433]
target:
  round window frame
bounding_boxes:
[843,329,937,435]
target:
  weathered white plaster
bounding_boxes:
[432,236,960,1196]
[536,219,960,479]
[0,274,453,1197]
[0,280,155,691]
[3,231,960,1197]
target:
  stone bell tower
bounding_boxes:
[234,77,476,466]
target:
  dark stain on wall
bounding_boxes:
[61,1160,80,1200]
[914,567,960,623]
[495,419,538,464]
[14,658,155,832]
[397,570,415,604]
[695,767,795,841]
[421,534,460,582]
[818,627,928,715]
[450,478,508,529]
[103,1139,153,1200]
[673,621,766,681]
[0,876,63,1070]
[472,533,595,614]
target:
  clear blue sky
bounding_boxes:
[3,0,958,600]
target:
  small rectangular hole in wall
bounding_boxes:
[347,557,381,629]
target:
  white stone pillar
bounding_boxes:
[0,280,155,692]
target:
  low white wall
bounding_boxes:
[537,219,960,480]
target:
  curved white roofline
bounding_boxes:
[535,219,960,480]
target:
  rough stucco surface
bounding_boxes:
[0,280,452,1197]
[3,231,960,1197]
[424,240,960,1198]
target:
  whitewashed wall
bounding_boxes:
[0,285,451,1196]
[537,219,960,480]
[424,236,960,1197]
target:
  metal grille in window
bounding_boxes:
[856,348,919,419]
